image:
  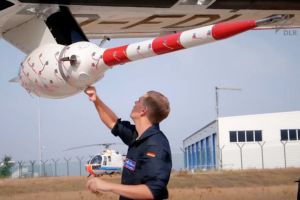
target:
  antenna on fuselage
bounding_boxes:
[99,36,111,47]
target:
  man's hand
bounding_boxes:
[86,177,113,193]
[86,177,154,199]
[84,86,97,102]
[83,85,118,129]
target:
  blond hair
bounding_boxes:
[143,91,170,124]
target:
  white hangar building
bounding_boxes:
[183,111,300,170]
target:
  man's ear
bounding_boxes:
[140,106,148,117]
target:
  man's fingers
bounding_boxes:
[84,86,94,93]
[86,179,92,190]
[84,86,97,102]
[87,179,101,194]
[84,88,93,95]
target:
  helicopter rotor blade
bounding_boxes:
[63,143,121,151]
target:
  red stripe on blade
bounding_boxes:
[103,45,130,67]
[212,20,257,40]
[152,32,183,55]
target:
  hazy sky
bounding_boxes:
[0,29,299,162]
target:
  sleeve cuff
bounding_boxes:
[145,182,168,200]
[111,118,121,137]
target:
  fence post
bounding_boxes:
[280,141,288,168]
[29,160,36,177]
[41,160,48,176]
[52,159,60,177]
[217,145,225,170]
[236,143,245,170]
[17,161,23,178]
[64,157,72,176]
[77,156,84,176]
[257,141,266,169]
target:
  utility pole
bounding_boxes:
[215,86,241,170]
[38,97,42,177]
[215,87,242,118]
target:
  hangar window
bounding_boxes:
[246,131,254,142]
[281,129,300,141]
[230,131,237,142]
[230,130,263,142]
[254,131,262,141]
[281,130,288,141]
[289,129,297,140]
[238,131,245,142]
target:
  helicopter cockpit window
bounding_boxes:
[90,155,102,165]
[108,156,111,162]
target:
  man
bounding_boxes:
[85,86,172,200]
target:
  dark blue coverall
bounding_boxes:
[112,119,172,200]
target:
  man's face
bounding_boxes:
[130,94,147,120]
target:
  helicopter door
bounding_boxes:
[103,156,107,166]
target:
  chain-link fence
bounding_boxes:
[10,153,184,178]
[185,141,300,170]
[11,156,90,178]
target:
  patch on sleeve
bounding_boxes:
[146,152,156,158]
[123,158,136,171]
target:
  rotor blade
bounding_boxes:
[63,143,120,151]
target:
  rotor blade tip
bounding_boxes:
[9,76,20,83]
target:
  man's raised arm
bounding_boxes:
[84,86,118,129]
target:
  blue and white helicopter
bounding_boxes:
[64,143,124,176]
